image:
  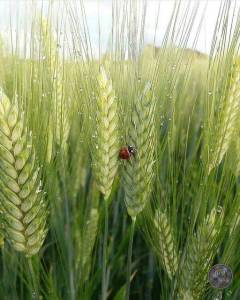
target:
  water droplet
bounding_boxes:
[36,187,42,194]
[213,294,222,300]
[209,264,233,289]
[208,91,212,95]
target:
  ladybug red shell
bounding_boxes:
[119,145,136,160]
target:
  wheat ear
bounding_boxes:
[81,208,99,278]
[93,66,119,200]
[41,19,70,150]
[178,208,223,299]
[208,59,240,173]
[226,120,240,176]
[153,210,178,279]
[0,89,48,256]
[123,82,155,218]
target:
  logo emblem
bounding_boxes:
[208,264,233,289]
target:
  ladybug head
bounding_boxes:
[127,145,136,156]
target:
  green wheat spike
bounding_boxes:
[208,59,240,173]
[123,82,156,218]
[153,209,178,279]
[0,88,48,256]
[81,208,99,278]
[41,18,70,151]
[93,66,119,200]
[178,208,223,299]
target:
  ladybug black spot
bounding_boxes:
[127,145,136,157]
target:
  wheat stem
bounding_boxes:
[101,199,109,300]
[125,217,136,300]
[28,257,39,299]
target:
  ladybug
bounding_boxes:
[119,145,136,160]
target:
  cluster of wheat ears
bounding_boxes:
[1,1,240,300]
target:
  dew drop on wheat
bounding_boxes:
[213,292,222,300]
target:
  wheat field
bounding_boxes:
[0,1,240,299]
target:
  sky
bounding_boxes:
[0,0,238,57]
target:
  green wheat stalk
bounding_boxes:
[122,81,155,300]
[92,65,119,300]
[0,88,48,256]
